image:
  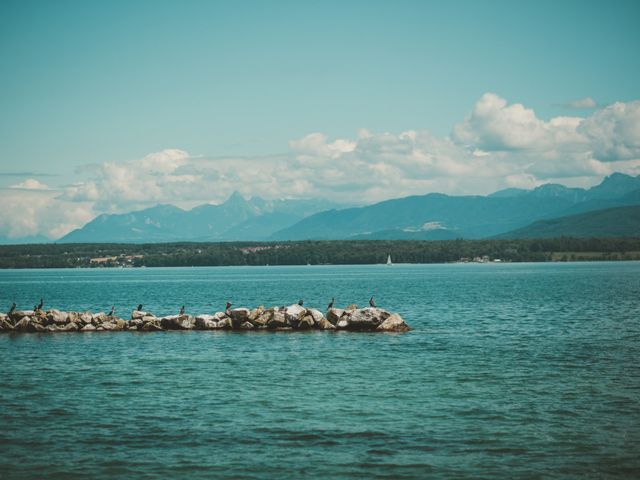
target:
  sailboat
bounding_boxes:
[386,254,392,266]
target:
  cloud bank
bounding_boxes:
[2,93,640,240]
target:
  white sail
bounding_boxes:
[386,254,392,265]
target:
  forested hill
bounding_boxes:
[498,206,640,239]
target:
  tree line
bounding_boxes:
[0,238,639,269]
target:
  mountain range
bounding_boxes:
[7,172,639,244]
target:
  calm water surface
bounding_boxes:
[0,263,639,479]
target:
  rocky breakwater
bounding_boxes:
[0,304,411,333]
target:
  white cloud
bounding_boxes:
[9,179,52,190]
[566,97,597,109]
[0,189,94,240]
[2,93,640,240]
[579,101,640,161]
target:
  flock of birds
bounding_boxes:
[6,297,378,316]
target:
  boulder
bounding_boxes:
[326,308,345,325]
[336,318,349,329]
[79,312,94,325]
[60,322,79,332]
[31,322,46,332]
[318,318,336,330]
[160,315,195,330]
[253,311,272,327]
[267,310,289,328]
[239,321,254,330]
[195,315,218,330]
[213,311,228,321]
[285,304,306,325]
[80,324,96,332]
[101,322,117,331]
[0,318,15,331]
[377,313,411,332]
[14,316,36,332]
[296,315,315,329]
[132,310,152,320]
[248,306,264,322]
[46,325,60,332]
[344,304,358,312]
[216,317,233,329]
[342,307,391,331]
[307,308,325,323]
[11,310,35,321]
[141,321,163,332]
[47,309,68,325]
[230,308,250,322]
[129,318,144,328]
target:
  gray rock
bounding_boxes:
[0,318,15,331]
[326,308,345,325]
[239,321,254,330]
[343,307,391,331]
[60,322,79,332]
[377,313,411,332]
[248,306,264,322]
[296,315,315,329]
[132,310,152,320]
[141,321,163,331]
[160,315,195,330]
[318,318,336,330]
[268,310,289,328]
[81,324,96,332]
[47,309,68,325]
[216,317,233,329]
[307,308,325,323]
[230,308,250,322]
[285,304,306,325]
[195,315,218,330]
[11,310,35,321]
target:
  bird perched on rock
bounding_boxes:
[137,304,143,311]
[179,305,185,315]
[298,299,304,306]
[34,298,43,311]
[327,297,335,310]
[108,306,115,317]
[369,297,376,308]
[8,302,16,315]
[225,301,232,311]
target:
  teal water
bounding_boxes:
[0,263,639,479]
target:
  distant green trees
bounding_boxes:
[0,237,639,269]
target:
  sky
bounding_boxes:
[1,0,639,239]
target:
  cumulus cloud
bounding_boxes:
[0,189,94,240]
[2,93,640,241]
[579,101,640,161]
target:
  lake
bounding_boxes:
[1,263,639,478]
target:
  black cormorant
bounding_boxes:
[327,297,335,310]
[369,297,376,308]
[8,302,16,315]
[298,299,304,306]
[179,305,185,315]
[137,304,143,311]
[108,306,115,316]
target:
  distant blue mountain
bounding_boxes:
[51,172,640,243]
[58,194,345,243]
[270,173,640,240]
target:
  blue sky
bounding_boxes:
[0,0,639,239]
